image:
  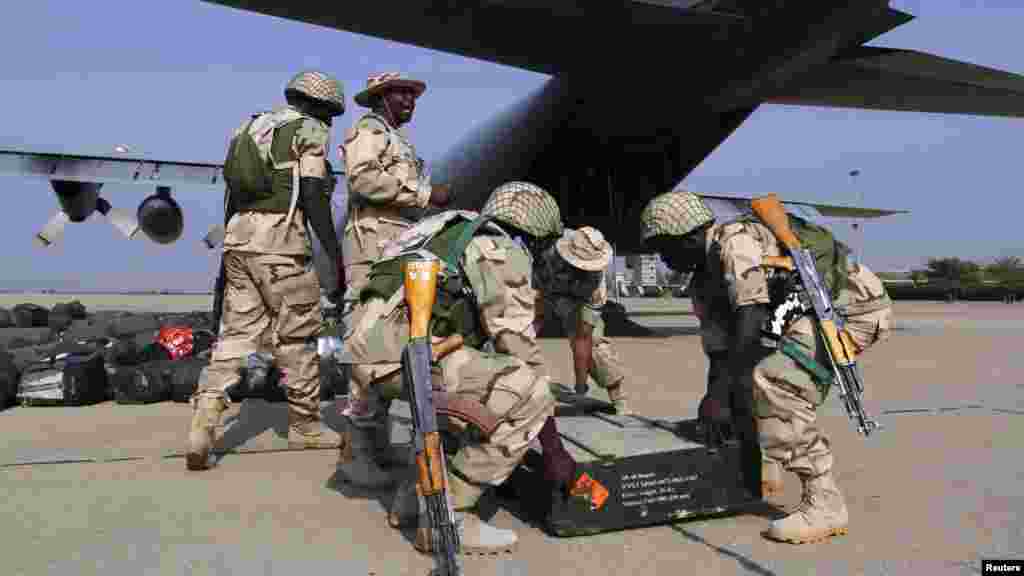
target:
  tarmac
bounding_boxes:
[1,295,1022,575]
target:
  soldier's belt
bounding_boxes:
[349,202,411,223]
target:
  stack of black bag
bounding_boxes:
[1,300,346,411]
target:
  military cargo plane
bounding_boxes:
[2,1,1015,250]
[194,0,1023,252]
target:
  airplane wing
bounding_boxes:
[0,149,343,186]
[0,148,344,248]
[768,47,1024,118]
[698,193,908,224]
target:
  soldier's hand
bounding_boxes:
[429,183,452,207]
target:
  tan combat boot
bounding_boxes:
[186,395,227,471]
[414,471,518,555]
[607,383,630,415]
[336,419,395,489]
[288,411,342,450]
[762,460,784,500]
[765,472,849,544]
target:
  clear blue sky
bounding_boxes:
[1,1,1022,291]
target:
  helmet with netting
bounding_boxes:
[285,70,345,116]
[481,181,563,238]
[640,190,715,240]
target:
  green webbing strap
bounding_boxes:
[779,336,835,402]
[443,214,495,274]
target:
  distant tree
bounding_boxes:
[985,256,1024,285]
[910,270,928,285]
[924,257,983,285]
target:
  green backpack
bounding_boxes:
[222,107,305,213]
[741,212,852,299]
[360,213,499,349]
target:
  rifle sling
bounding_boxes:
[432,389,501,440]
[779,336,834,401]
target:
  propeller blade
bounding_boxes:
[35,211,70,247]
[96,197,139,239]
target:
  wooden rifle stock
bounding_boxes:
[402,254,462,573]
[750,194,802,251]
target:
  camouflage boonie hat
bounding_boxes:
[285,70,345,116]
[354,72,426,107]
[556,227,613,272]
[640,190,715,240]
[481,181,563,238]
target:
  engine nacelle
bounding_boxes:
[137,185,183,244]
[52,180,103,222]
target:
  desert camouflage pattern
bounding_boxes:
[481,181,563,239]
[342,112,432,300]
[697,221,835,480]
[640,190,716,240]
[197,251,323,422]
[833,261,894,354]
[340,233,549,486]
[285,70,345,116]
[223,109,331,256]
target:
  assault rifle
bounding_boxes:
[750,193,881,437]
[401,253,463,576]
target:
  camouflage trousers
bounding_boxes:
[345,344,555,487]
[752,316,833,478]
[552,302,626,390]
[341,214,412,304]
[198,251,323,421]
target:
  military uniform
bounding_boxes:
[640,191,857,545]
[187,71,346,471]
[342,73,433,305]
[534,227,629,413]
[339,182,568,554]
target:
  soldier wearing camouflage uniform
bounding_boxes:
[341,72,451,303]
[534,226,630,414]
[187,71,346,471]
[640,190,850,544]
[339,182,577,554]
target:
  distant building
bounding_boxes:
[626,254,659,286]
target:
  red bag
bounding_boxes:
[156,326,194,360]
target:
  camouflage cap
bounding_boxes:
[640,190,715,240]
[481,181,563,238]
[285,70,345,116]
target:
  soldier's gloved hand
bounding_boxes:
[429,183,452,207]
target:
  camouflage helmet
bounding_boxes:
[285,70,345,116]
[640,190,715,240]
[482,181,563,238]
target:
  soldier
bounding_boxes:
[339,71,452,464]
[339,181,577,554]
[639,190,849,544]
[534,226,630,414]
[341,72,452,303]
[186,71,346,471]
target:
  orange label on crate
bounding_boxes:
[570,472,610,511]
